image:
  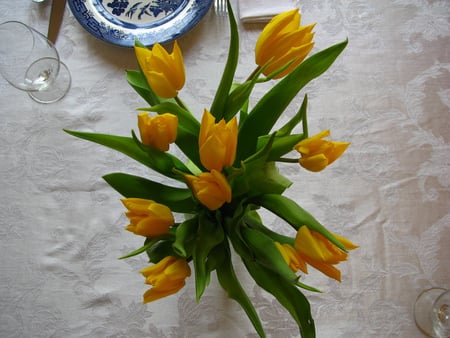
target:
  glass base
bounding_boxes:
[414,288,446,337]
[28,62,71,103]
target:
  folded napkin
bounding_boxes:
[238,0,299,23]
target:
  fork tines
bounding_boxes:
[214,0,228,16]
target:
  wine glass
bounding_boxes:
[414,288,450,337]
[0,21,71,103]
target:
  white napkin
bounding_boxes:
[238,0,299,23]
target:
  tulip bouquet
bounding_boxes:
[66,2,357,337]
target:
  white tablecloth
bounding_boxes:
[1,1,449,337]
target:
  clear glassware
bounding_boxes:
[0,21,71,103]
[414,288,450,337]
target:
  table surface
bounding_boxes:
[1,1,449,337]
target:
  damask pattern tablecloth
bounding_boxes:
[0,1,449,337]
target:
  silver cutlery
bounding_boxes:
[214,0,228,16]
[47,0,67,44]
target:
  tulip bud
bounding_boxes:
[134,41,185,98]
[255,9,315,78]
[137,112,178,151]
[294,130,350,172]
[184,170,232,210]
[274,242,307,273]
[140,256,191,303]
[121,198,174,237]
[294,226,357,281]
[199,109,238,171]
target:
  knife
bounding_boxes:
[47,0,67,44]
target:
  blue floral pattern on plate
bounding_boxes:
[68,0,213,47]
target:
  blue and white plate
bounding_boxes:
[68,0,213,47]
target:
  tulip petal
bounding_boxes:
[134,46,152,72]
[147,71,177,98]
[143,279,185,303]
[325,141,350,165]
[299,154,329,172]
[334,233,359,250]
[171,41,186,89]
[199,134,227,171]
[303,258,342,282]
[140,256,174,277]
[295,226,328,261]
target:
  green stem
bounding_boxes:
[246,66,262,82]
[175,96,188,111]
[276,157,300,163]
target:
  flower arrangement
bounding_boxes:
[66,3,357,337]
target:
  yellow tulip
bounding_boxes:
[137,112,178,151]
[255,9,315,78]
[294,130,350,172]
[294,226,358,282]
[140,256,191,303]
[121,198,174,237]
[134,41,185,98]
[199,109,238,171]
[274,242,307,273]
[184,170,232,211]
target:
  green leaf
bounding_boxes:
[119,238,158,259]
[241,227,297,282]
[172,216,199,257]
[231,135,292,197]
[222,65,265,122]
[130,130,191,177]
[243,211,295,245]
[65,129,187,181]
[103,173,196,213]
[236,39,348,162]
[185,160,202,175]
[243,259,315,338]
[146,239,176,263]
[209,0,239,121]
[239,101,249,122]
[241,161,292,197]
[277,94,308,137]
[134,39,146,48]
[192,213,225,301]
[229,134,276,198]
[243,132,276,165]
[65,129,157,169]
[296,280,322,293]
[204,242,226,274]
[252,194,346,252]
[256,133,305,161]
[216,241,266,338]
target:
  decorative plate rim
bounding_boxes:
[68,0,213,47]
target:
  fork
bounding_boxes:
[214,0,228,16]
